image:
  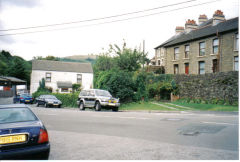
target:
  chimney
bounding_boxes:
[213,10,225,25]
[175,26,184,34]
[198,14,208,25]
[185,19,198,32]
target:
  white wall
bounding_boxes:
[30,70,93,94]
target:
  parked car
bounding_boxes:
[0,104,50,160]
[35,95,62,108]
[77,89,120,111]
[13,94,34,104]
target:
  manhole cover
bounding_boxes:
[178,123,226,136]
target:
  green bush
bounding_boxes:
[54,93,79,107]
[32,90,79,108]
[95,69,135,103]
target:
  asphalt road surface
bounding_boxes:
[29,105,238,160]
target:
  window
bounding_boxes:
[212,59,218,73]
[199,42,205,56]
[174,64,179,74]
[235,33,239,51]
[61,88,69,92]
[185,63,189,74]
[77,74,82,84]
[174,47,179,60]
[199,61,205,74]
[234,56,238,71]
[158,60,161,65]
[46,73,51,82]
[213,39,219,54]
[185,45,190,58]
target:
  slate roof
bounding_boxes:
[155,17,238,48]
[32,60,93,73]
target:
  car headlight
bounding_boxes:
[101,99,108,102]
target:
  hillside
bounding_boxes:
[61,54,98,64]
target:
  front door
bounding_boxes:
[185,63,189,74]
[212,59,218,73]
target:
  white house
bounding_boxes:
[30,60,93,94]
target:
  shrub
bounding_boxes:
[95,69,135,103]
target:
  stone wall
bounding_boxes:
[174,71,238,104]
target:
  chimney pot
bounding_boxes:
[198,14,208,25]
[213,10,225,25]
[175,26,184,34]
[185,19,198,32]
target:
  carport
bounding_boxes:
[0,76,26,97]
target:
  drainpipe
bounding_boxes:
[217,30,221,72]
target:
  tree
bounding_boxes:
[8,57,28,81]
[111,44,148,72]
[72,83,82,93]
[93,54,115,72]
[95,70,135,103]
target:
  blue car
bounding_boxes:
[13,94,34,104]
[0,104,50,160]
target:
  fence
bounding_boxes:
[0,90,14,97]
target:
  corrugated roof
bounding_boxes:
[57,81,72,88]
[32,60,93,73]
[0,76,26,83]
[156,17,238,48]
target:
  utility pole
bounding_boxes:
[142,40,145,68]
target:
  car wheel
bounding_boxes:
[45,103,48,108]
[79,102,85,110]
[58,105,61,108]
[95,102,101,111]
[112,107,119,112]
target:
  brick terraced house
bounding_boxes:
[154,10,239,74]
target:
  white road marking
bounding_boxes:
[201,121,238,125]
[165,103,193,110]
[43,114,58,116]
[151,102,180,110]
[92,115,149,120]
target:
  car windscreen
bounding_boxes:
[0,108,38,124]
[95,90,112,97]
[45,95,57,99]
[21,94,32,98]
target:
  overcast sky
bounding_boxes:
[0,0,239,61]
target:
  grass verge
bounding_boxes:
[172,101,238,111]
[120,101,238,112]
[120,102,175,111]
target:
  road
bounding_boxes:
[28,105,238,160]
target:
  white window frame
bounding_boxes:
[45,72,51,82]
[199,42,205,56]
[174,47,179,60]
[77,74,82,84]
[199,61,205,74]
[212,38,219,54]
[234,56,238,71]
[185,45,190,58]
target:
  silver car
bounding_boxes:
[77,89,120,111]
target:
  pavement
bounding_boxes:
[29,105,239,160]
[0,97,13,105]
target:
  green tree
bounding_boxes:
[72,83,82,93]
[95,70,135,103]
[8,57,28,81]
